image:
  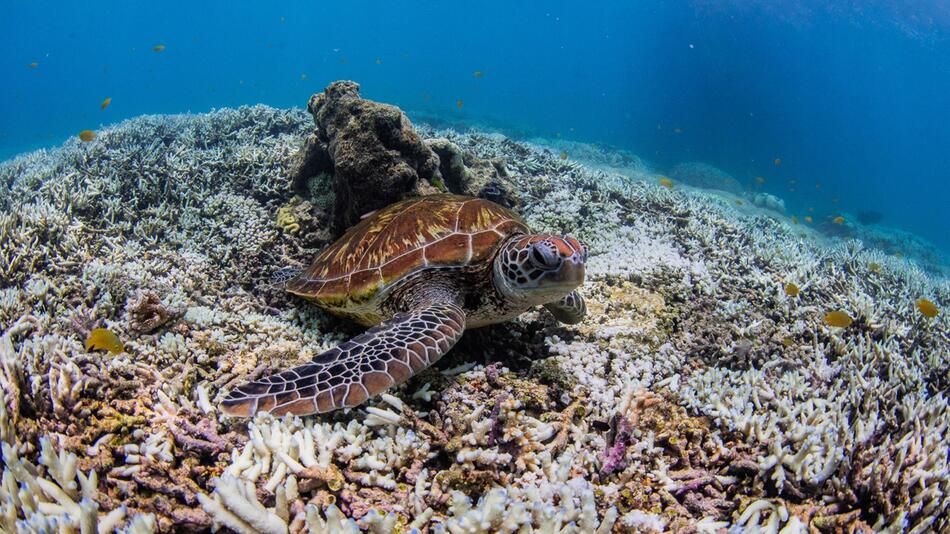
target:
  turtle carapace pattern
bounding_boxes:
[221,194,588,417]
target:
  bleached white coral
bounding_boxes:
[1,437,154,533]
[432,478,618,534]
[197,475,288,534]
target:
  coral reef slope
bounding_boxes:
[1,106,948,533]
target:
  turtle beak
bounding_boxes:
[553,252,586,288]
[545,236,586,289]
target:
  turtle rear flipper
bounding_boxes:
[268,266,303,288]
[544,290,587,324]
[221,302,466,417]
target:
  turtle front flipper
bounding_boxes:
[221,302,466,417]
[544,290,587,324]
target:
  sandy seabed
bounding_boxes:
[1,105,948,533]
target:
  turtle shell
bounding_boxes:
[287,194,528,309]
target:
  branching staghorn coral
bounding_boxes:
[434,481,618,534]
[1,437,154,533]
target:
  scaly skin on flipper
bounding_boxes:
[544,290,587,324]
[221,302,465,417]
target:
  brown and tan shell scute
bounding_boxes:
[287,194,528,307]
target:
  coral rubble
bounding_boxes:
[1,99,948,533]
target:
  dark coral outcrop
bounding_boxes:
[426,138,521,211]
[291,81,521,236]
[292,81,442,234]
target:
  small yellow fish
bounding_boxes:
[100,97,112,110]
[774,158,781,166]
[78,130,96,142]
[300,73,308,80]
[656,123,663,130]
[456,99,464,109]
[473,70,484,78]
[807,206,815,212]
[804,215,813,223]
[375,58,382,65]
[29,62,39,69]
[153,44,166,52]
[85,328,125,355]
[735,199,743,205]
[788,179,797,185]
[833,216,845,224]
[559,151,568,160]
[916,299,939,318]
[791,216,798,224]
[894,251,903,257]
[823,310,854,328]
[755,176,765,185]
[784,283,800,297]
[674,128,683,134]
[659,176,673,189]
[280,16,286,23]
[781,337,795,347]
[868,261,882,273]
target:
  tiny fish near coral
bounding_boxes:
[78,130,96,142]
[916,298,939,318]
[784,283,799,297]
[823,310,854,328]
[85,328,125,355]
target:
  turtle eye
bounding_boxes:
[529,243,559,270]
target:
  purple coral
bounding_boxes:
[487,394,506,447]
[601,413,634,476]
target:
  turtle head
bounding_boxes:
[493,234,587,305]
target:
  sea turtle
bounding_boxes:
[221,194,587,417]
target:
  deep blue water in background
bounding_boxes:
[3,1,949,254]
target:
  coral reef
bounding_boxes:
[669,161,744,194]
[749,191,786,213]
[1,101,948,533]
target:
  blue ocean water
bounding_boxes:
[3,1,948,255]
